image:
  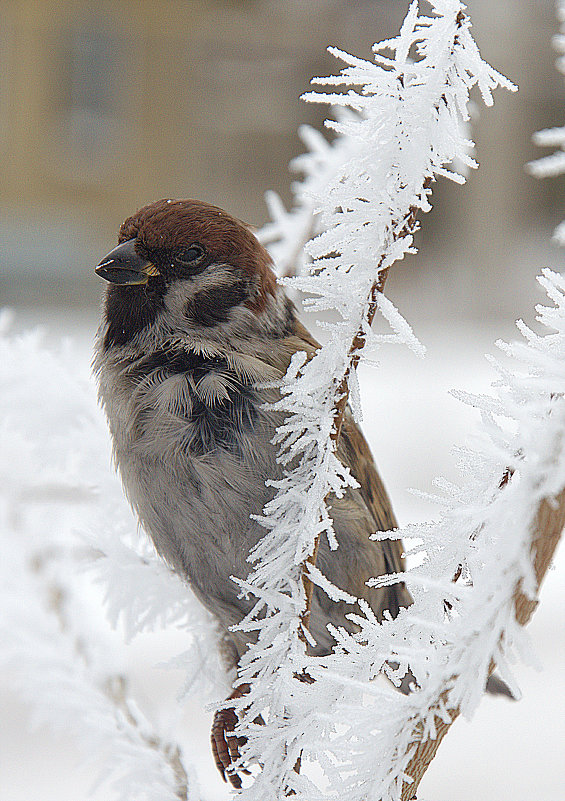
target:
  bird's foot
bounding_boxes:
[211,684,250,789]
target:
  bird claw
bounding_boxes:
[211,704,249,789]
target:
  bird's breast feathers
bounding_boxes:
[97,342,284,462]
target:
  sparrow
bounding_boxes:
[93,198,412,786]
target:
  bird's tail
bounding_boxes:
[485,674,517,699]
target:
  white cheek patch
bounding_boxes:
[160,264,246,330]
[163,279,199,315]
[164,264,237,311]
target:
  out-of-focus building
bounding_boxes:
[0,0,409,303]
[0,0,563,318]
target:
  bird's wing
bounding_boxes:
[253,317,412,643]
[338,410,401,567]
[333,409,413,619]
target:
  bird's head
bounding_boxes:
[95,199,287,351]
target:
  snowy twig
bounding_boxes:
[1,538,195,801]
[401,479,565,799]
[0,323,211,801]
[267,267,565,801]
[258,115,360,279]
[300,182,429,638]
[232,3,516,799]
[33,547,189,801]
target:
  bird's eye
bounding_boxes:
[176,244,206,267]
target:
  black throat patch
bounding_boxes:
[103,282,166,349]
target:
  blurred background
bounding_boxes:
[0,0,564,319]
[1,1,564,800]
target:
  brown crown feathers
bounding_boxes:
[118,198,277,313]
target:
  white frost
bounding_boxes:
[234,4,518,800]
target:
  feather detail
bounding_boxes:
[195,371,236,406]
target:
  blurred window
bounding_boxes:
[57,22,124,170]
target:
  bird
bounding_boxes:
[93,198,413,787]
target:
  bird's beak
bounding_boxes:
[95,239,160,285]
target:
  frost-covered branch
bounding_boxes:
[527,0,565,243]
[243,263,565,801]
[400,379,565,798]
[258,114,359,278]
[3,548,191,801]
[231,3,516,799]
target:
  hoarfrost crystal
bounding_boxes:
[235,4,517,800]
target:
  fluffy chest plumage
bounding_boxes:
[127,349,260,455]
[96,344,283,610]
[101,346,279,456]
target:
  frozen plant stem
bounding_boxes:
[105,675,189,801]
[32,548,190,801]
[300,182,430,639]
[401,488,565,800]
[297,7,470,640]
[233,4,516,798]
[527,0,565,244]
[297,13,466,638]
